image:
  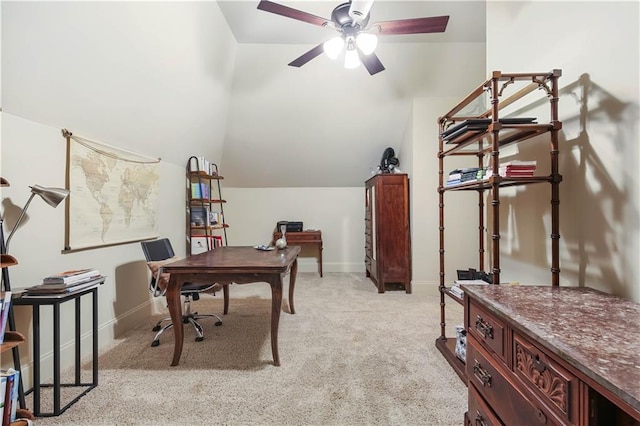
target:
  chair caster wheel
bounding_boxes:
[195,336,204,342]
[215,321,223,326]
[151,340,160,347]
[152,325,161,332]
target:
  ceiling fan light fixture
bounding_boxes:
[344,40,361,69]
[356,32,378,55]
[348,0,374,22]
[323,36,344,60]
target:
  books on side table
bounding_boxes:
[22,268,102,297]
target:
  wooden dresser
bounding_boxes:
[462,285,640,426]
[364,173,411,293]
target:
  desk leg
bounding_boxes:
[75,297,81,385]
[167,277,184,367]
[53,303,61,414]
[33,306,41,415]
[269,274,283,366]
[319,244,323,277]
[92,288,99,385]
[223,284,229,315]
[289,258,298,315]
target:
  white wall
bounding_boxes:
[0,1,237,383]
[411,96,487,288]
[1,1,236,169]
[224,187,366,274]
[486,1,639,301]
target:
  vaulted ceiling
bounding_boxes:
[216,1,486,187]
[1,1,486,188]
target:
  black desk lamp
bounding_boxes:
[4,185,70,251]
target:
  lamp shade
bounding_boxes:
[323,36,344,60]
[356,33,378,55]
[30,185,70,207]
[344,48,361,69]
[4,184,70,250]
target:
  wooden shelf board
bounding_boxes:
[1,254,19,268]
[443,287,464,305]
[435,337,467,383]
[188,171,223,180]
[0,331,25,354]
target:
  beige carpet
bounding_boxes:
[32,272,467,425]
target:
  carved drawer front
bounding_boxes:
[513,333,579,424]
[468,381,504,426]
[468,300,506,361]
[467,336,564,426]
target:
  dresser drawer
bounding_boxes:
[468,299,506,361]
[513,333,580,424]
[468,382,504,426]
[467,336,565,425]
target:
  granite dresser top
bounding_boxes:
[461,285,640,414]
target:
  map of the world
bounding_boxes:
[67,137,159,250]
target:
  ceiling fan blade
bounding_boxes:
[372,16,450,35]
[257,0,330,27]
[288,44,325,68]
[357,49,385,76]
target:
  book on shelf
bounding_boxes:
[42,268,100,285]
[190,182,210,199]
[188,156,210,174]
[0,374,6,425]
[449,285,464,299]
[454,279,491,285]
[190,206,210,227]
[1,368,16,425]
[0,369,19,423]
[0,292,11,344]
[500,160,537,167]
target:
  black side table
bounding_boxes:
[13,276,105,416]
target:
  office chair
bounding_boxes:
[141,238,223,347]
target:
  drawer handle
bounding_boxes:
[475,410,488,426]
[475,315,494,339]
[473,360,492,387]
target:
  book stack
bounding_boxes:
[450,279,490,299]
[446,167,484,186]
[449,284,464,299]
[22,268,101,297]
[493,160,537,177]
[0,292,11,344]
[190,182,210,199]
[1,368,20,425]
[188,156,211,174]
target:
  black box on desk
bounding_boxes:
[286,222,303,232]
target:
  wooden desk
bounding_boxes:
[162,246,300,367]
[272,230,323,277]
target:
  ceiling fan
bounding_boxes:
[256,0,450,75]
